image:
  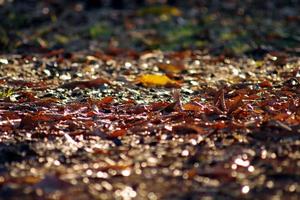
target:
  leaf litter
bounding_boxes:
[0,1,299,200]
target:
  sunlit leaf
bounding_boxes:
[136,74,180,87]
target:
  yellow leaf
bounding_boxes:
[137,74,179,87]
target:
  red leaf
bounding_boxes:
[259,80,272,88]
[97,96,114,105]
[108,129,127,138]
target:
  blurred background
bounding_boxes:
[0,0,299,56]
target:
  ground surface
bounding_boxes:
[0,1,299,199]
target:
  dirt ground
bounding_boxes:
[0,1,299,199]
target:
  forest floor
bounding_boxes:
[0,1,299,199]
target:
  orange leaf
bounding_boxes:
[157,63,184,73]
[182,102,205,112]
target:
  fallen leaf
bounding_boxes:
[172,124,206,135]
[183,102,205,112]
[61,78,109,89]
[157,63,184,73]
[259,80,272,88]
[136,74,180,87]
[108,129,127,138]
[227,94,244,114]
